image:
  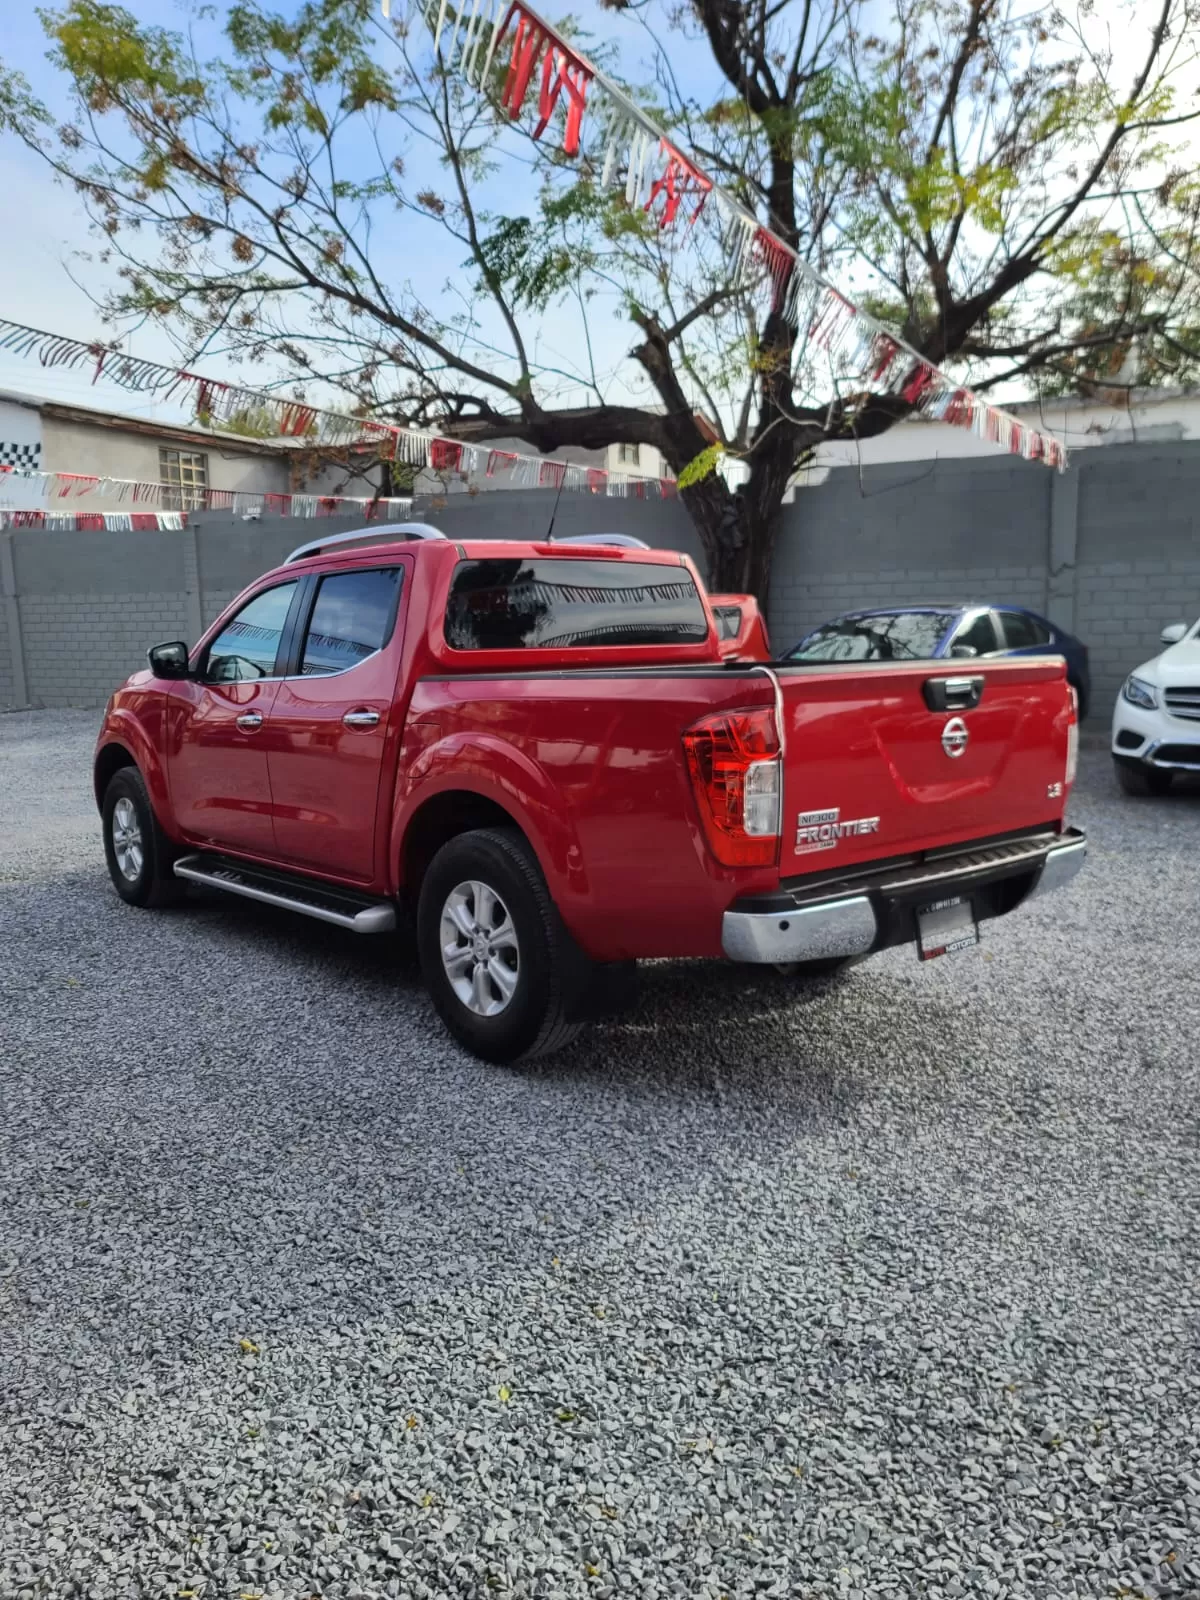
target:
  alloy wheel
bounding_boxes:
[111,796,144,881]
[440,879,520,1017]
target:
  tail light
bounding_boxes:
[682,707,781,866]
[1066,686,1079,787]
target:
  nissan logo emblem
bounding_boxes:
[942,717,969,758]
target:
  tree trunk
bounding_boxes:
[678,437,797,605]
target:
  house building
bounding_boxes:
[0,389,390,513]
[0,389,675,517]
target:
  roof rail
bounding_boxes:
[285,522,447,564]
[552,533,651,549]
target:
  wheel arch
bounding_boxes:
[94,740,138,812]
[399,789,531,902]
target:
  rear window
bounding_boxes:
[444,558,710,651]
[787,610,958,662]
[999,610,1052,649]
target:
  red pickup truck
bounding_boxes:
[95,524,1085,1063]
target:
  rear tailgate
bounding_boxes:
[776,656,1073,873]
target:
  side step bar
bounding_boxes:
[173,854,396,934]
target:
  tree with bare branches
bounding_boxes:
[3,0,1199,597]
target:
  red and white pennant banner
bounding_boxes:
[0,509,186,531]
[0,458,672,515]
[0,464,418,519]
[0,318,677,497]
[406,0,1066,469]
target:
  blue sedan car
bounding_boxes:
[783,605,1092,719]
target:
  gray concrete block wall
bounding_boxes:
[0,595,13,709]
[768,566,1048,651]
[1075,561,1200,708]
[1,442,1198,712]
[17,592,191,706]
[766,453,1054,648]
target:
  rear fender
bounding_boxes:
[392,730,587,905]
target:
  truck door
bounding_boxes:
[167,579,302,856]
[266,563,408,884]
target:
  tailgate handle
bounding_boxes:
[923,675,984,712]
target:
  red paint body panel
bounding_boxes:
[774,659,1071,872]
[166,677,280,854]
[94,535,1074,963]
[397,672,783,959]
[709,594,772,661]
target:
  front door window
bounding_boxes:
[205,582,299,682]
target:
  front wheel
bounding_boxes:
[1115,760,1173,797]
[417,827,584,1064]
[102,766,184,907]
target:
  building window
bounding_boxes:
[159,448,208,511]
[618,442,640,466]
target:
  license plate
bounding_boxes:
[917,896,979,961]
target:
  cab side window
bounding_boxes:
[299,568,403,676]
[205,581,299,682]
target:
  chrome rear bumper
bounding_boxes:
[721,828,1086,964]
[722,895,877,964]
[1026,832,1086,900]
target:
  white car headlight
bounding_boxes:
[1122,674,1158,711]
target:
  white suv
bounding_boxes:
[1111,619,1200,794]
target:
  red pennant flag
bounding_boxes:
[645,142,712,229]
[533,45,592,156]
[501,9,548,121]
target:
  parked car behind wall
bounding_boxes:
[784,605,1091,719]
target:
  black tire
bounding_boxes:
[1115,760,1173,797]
[102,766,185,907]
[417,827,584,1064]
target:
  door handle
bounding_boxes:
[923,675,984,712]
[236,711,264,730]
[342,708,381,729]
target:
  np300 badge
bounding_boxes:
[795,807,881,854]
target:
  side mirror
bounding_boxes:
[1160,622,1188,647]
[147,640,191,679]
[950,643,978,659]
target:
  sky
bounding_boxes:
[0,0,1193,430]
[0,0,707,424]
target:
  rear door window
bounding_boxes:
[998,610,1052,649]
[299,567,403,676]
[949,611,1001,658]
[444,558,709,650]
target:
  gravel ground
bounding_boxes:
[2,708,1198,1600]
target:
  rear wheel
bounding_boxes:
[417,827,584,1064]
[1115,760,1173,797]
[102,766,185,907]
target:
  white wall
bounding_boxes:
[803,392,1200,481]
[38,416,290,507]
